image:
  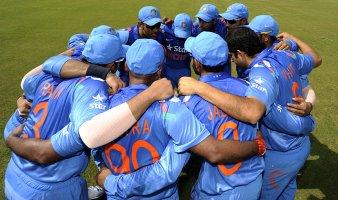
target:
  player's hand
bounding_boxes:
[60,47,75,57]
[178,77,201,96]
[9,125,24,139]
[96,166,111,189]
[287,96,313,116]
[276,32,293,41]
[148,78,174,100]
[106,72,125,94]
[17,94,32,118]
[162,17,174,25]
[274,40,291,51]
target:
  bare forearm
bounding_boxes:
[214,140,257,164]
[60,60,89,78]
[127,88,157,120]
[6,137,61,164]
[196,82,263,124]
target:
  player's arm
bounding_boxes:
[179,78,266,124]
[277,32,322,68]
[78,78,174,148]
[5,125,61,164]
[164,102,265,164]
[42,55,124,93]
[97,141,190,198]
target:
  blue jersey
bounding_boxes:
[5,72,109,185]
[162,25,191,87]
[98,84,210,199]
[117,25,166,84]
[245,50,315,151]
[183,73,264,198]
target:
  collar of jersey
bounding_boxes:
[247,47,272,70]
[199,72,229,83]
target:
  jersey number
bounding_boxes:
[104,140,160,174]
[23,102,48,139]
[217,121,242,176]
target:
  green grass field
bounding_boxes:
[1,0,337,199]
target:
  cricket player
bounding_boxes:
[161,13,193,87]
[116,6,166,84]
[178,27,322,200]
[4,34,173,199]
[192,3,231,75]
[183,32,264,200]
[220,3,249,29]
[92,38,265,199]
[247,15,316,117]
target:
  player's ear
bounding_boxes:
[124,62,129,72]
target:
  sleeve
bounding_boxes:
[104,140,190,198]
[285,39,299,52]
[51,78,109,157]
[263,103,315,136]
[300,74,310,89]
[164,101,211,153]
[290,51,314,75]
[3,110,27,140]
[245,65,278,113]
[42,55,72,77]
[67,33,89,49]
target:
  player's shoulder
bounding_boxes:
[73,76,108,91]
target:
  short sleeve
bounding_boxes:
[245,64,278,112]
[163,99,210,153]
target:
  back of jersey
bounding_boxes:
[261,50,313,151]
[11,73,107,183]
[186,74,264,196]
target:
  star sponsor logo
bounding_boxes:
[92,94,104,102]
[277,104,282,112]
[89,93,106,110]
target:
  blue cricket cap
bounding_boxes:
[67,33,89,49]
[138,6,162,26]
[195,4,219,22]
[82,34,129,65]
[221,3,248,20]
[247,15,279,36]
[90,25,118,36]
[184,32,228,66]
[173,13,193,38]
[126,39,165,75]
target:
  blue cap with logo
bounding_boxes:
[82,34,129,65]
[90,25,118,36]
[221,3,248,20]
[184,31,228,66]
[195,4,219,22]
[126,39,164,75]
[138,6,162,26]
[247,15,279,36]
[173,13,193,38]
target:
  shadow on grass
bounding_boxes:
[297,134,338,200]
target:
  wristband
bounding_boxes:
[86,64,110,80]
[254,137,266,156]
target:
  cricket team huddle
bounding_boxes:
[3,2,322,200]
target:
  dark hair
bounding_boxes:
[202,64,226,73]
[226,27,265,57]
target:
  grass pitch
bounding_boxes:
[1,0,337,199]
